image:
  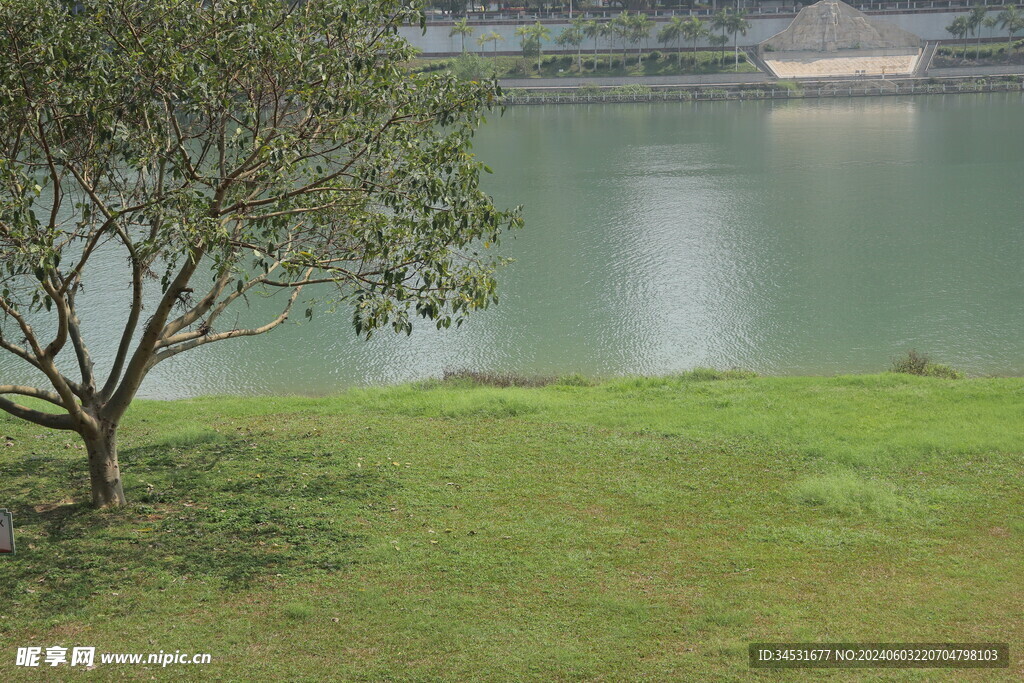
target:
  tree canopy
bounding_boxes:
[0,0,521,507]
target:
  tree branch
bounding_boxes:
[151,275,307,365]
[0,396,76,431]
[102,244,206,422]
[100,225,145,400]
[40,280,70,360]
[0,332,43,372]
[64,288,96,393]
[0,384,66,407]
[160,256,237,339]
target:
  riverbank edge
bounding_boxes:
[129,368,1024,403]
[497,72,1024,105]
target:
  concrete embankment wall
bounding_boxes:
[401,10,989,56]
[498,75,1024,105]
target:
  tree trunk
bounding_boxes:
[85,423,127,508]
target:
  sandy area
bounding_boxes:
[765,50,920,78]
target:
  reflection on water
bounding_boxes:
[2,94,1022,397]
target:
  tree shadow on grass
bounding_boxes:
[1,434,399,622]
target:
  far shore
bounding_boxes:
[495,71,1024,105]
[498,64,1024,90]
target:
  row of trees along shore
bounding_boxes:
[450,10,751,72]
[945,6,1024,59]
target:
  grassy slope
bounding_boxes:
[933,41,1024,66]
[1,373,1022,680]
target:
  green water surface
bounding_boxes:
[3,94,1022,397]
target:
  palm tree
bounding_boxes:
[478,31,504,58]
[556,24,584,73]
[711,9,729,64]
[450,17,473,54]
[682,18,708,68]
[515,24,533,64]
[984,14,999,38]
[984,14,998,56]
[582,21,601,73]
[946,15,970,60]
[598,21,617,69]
[998,6,1024,54]
[657,16,685,68]
[613,12,632,67]
[725,10,750,71]
[516,21,551,74]
[968,7,987,60]
[709,33,729,66]
[571,16,588,72]
[631,14,655,66]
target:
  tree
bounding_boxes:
[556,22,585,73]
[570,16,589,72]
[709,33,729,66]
[711,10,729,65]
[998,6,1024,53]
[968,7,987,60]
[450,17,474,54]
[516,21,551,73]
[984,14,999,48]
[0,0,520,508]
[436,0,468,15]
[613,12,633,66]
[657,16,685,68]
[681,17,709,68]
[628,13,655,66]
[946,15,970,60]
[599,21,618,69]
[584,20,604,73]
[725,10,750,71]
[449,52,490,81]
[481,30,505,58]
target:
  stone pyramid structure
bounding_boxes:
[760,0,922,53]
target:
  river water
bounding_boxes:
[3,94,1023,398]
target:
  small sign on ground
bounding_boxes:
[0,508,14,554]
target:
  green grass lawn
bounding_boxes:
[2,372,1022,679]
[413,51,759,80]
